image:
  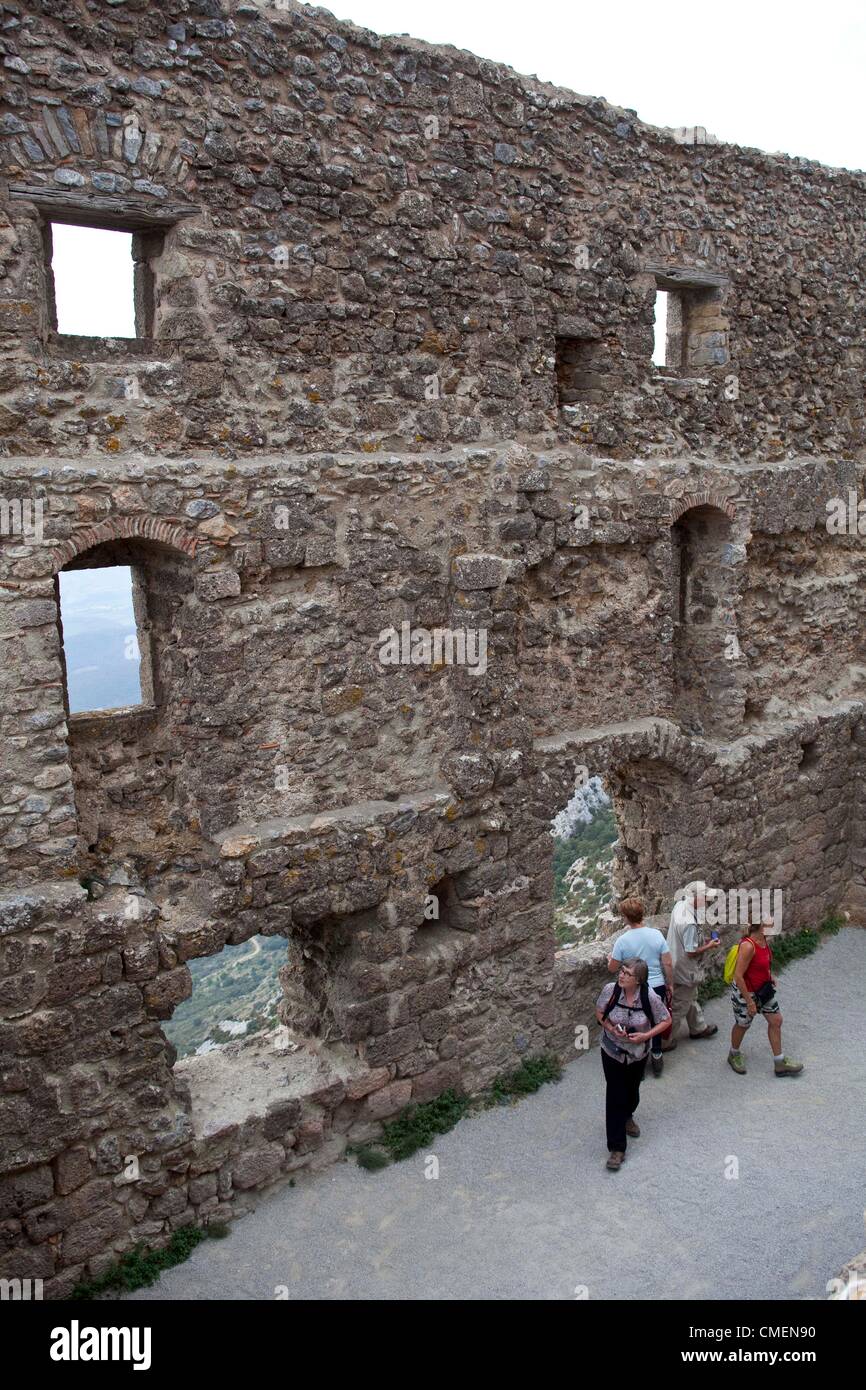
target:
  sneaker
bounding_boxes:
[625,1119,640,1138]
[606,1151,625,1170]
[689,1024,718,1039]
[727,1050,747,1074]
[774,1056,804,1077]
[660,1038,678,1052]
[651,1053,664,1077]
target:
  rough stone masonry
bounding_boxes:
[0,0,865,1296]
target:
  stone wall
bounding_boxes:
[1,0,865,1297]
[1,0,864,462]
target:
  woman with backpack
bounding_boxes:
[595,957,671,1170]
[726,915,804,1077]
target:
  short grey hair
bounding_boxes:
[620,956,649,986]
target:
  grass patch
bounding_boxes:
[71,1222,227,1300]
[350,1144,390,1171]
[488,1053,563,1104]
[350,1053,563,1169]
[697,974,728,1004]
[380,1088,470,1162]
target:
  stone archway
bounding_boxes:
[533,720,715,933]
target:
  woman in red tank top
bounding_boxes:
[742,931,772,995]
[727,915,804,1078]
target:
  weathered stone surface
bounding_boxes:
[452,554,510,591]
[363,1079,412,1120]
[344,1067,391,1101]
[231,1145,285,1190]
[0,1166,54,1220]
[53,1147,91,1196]
[0,0,865,1294]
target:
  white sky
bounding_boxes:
[316,0,866,171]
[51,223,135,336]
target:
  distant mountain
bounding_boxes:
[552,787,617,948]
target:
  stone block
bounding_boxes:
[195,570,241,601]
[344,1067,391,1101]
[262,1098,302,1140]
[364,1079,412,1120]
[0,1165,54,1221]
[231,1144,284,1190]
[143,967,192,1019]
[451,553,509,590]
[54,1146,91,1196]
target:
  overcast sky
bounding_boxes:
[317,0,866,172]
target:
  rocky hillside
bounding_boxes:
[163,935,286,1058]
[552,779,618,948]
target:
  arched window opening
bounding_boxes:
[55,535,195,860]
[57,563,151,716]
[671,504,743,738]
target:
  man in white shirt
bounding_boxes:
[662,881,720,1049]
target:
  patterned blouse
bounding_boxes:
[596,981,669,1064]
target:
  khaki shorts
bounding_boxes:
[731,984,780,1029]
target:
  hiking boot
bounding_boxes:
[606,1151,625,1171]
[651,1053,664,1077]
[625,1118,640,1138]
[774,1056,804,1077]
[660,1038,678,1052]
[689,1024,718,1039]
[727,1050,747,1075]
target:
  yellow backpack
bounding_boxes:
[723,941,741,985]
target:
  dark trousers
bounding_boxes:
[602,1049,647,1153]
[651,984,667,1056]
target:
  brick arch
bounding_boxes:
[7,103,197,193]
[51,516,197,571]
[671,491,737,522]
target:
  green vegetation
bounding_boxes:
[71,1224,228,1300]
[381,1088,471,1161]
[698,911,847,1003]
[488,1053,563,1104]
[552,805,617,948]
[552,805,617,903]
[349,1144,390,1171]
[163,934,286,1057]
[352,1054,563,1171]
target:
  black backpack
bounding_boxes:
[602,980,656,1037]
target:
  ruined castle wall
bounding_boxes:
[1,0,866,1296]
[0,1,864,462]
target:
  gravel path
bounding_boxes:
[127,927,866,1302]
